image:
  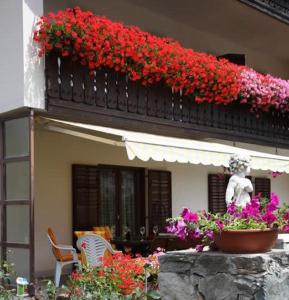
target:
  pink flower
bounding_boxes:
[227,201,237,214]
[192,228,201,238]
[283,225,289,232]
[195,244,205,252]
[205,230,214,241]
[181,207,199,223]
[283,211,289,221]
[270,171,283,178]
[216,220,224,230]
[266,193,279,212]
[262,211,277,225]
[175,220,187,240]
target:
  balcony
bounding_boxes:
[45,53,289,148]
[240,0,289,24]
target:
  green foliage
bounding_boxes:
[0,260,15,299]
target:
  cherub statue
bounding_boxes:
[225,153,253,207]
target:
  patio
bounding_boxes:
[33,117,289,279]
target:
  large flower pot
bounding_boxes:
[214,229,278,253]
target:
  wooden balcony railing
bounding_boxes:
[239,0,289,24]
[45,53,289,148]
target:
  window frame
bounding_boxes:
[0,110,34,280]
[72,164,146,239]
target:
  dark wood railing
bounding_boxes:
[239,0,289,24]
[45,53,289,148]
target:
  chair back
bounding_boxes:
[74,231,97,239]
[76,234,114,268]
[47,228,62,261]
[93,226,113,241]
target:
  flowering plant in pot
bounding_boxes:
[167,193,289,253]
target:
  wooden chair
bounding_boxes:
[47,228,79,287]
[74,227,107,239]
[76,234,121,268]
[93,226,113,241]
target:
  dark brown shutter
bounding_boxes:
[255,177,271,198]
[148,170,172,233]
[208,174,229,214]
[72,165,100,234]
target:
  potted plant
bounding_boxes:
[166,193,289,253]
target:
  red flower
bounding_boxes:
[33,7,288,114]
[62,50,69,57]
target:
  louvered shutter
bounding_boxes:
[72,165,100,233]
[208,174,229,214]
[255,177,271,198]
[148,170,172,233]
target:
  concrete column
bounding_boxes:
[0,0,45,113]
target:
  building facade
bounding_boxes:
[1,0,289,279]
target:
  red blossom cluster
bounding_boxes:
[69,252,147,297]
[33,7,289,113]
[33,7,241,106]
[101,253,145,295]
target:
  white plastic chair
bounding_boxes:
[76,233,121,268]
[47,228,79,287]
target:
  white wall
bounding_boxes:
[0,0,45,114]
[0,1,24,112]
[34,128,289,276]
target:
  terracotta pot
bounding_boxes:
[214,228,278,254]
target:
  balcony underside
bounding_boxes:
[240,0,289,24]
[45,54,289,148]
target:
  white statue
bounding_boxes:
[225,153,253,207]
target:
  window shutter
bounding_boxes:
[208,174,229,214]
[148,170,172,233]
[255,177,271,198]
[72,165,100,233]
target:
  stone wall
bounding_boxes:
[159,249,289,300]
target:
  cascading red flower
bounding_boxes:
[33,7,289,114]
[33,7,240,107]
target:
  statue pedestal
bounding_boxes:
[159,249,289,300]
[274,233,289,250]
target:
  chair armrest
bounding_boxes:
[57,244,76,251]
[48,235,79,262]
[56,245,79,262]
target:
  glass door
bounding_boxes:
[99,169,117,234]
[98,167,145,238]
[0,116,33,281]
[121,170,136,237]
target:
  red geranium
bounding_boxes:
[33,7,240,107]
[33,7,289,114]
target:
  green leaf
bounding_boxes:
[147,290,161,299]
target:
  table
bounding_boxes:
[111,238,152,256]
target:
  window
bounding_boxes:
[254,177,271,198]
[208,174,229,214]
[72,165,172,238]
[148,170,172,234]
[0,117,32,280]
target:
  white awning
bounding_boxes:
[40,118,289,174]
